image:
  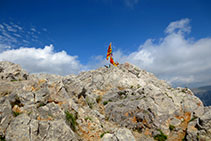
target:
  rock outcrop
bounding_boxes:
[0,61,210,141]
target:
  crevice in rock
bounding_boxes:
[4,117,12,137]
[27,119,32,141]
[32,92,36,103]
[10,97,24,108]
[43,122,51,141]
[163,92,174,103]
[78,88,87,99]
[37,122,40,136]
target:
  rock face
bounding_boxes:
[0,61,210,141]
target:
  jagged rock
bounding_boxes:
[5,114,31,141]
[196,106,211,140]
[0,61,28,81]
[0,61,210,141]
[102,128,135,141]
[41,120,76,141]
[0,97,13,137]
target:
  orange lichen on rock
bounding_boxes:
[37,116,53,121]
[78,121,102,141]
[143,128,152,136]
[131,116,137,123]
[169,112,191,141]
[12,105,22,113]
[125,112,129,117]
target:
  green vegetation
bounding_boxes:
[100,131,109,138]
[137,84,141,89]
[96,96,102,103]
[189,117,197,122]
[65,111,77,131]
[0,135,6,141]
[12,111,21,117]
[85,116,92,121]
[169,125,175,131]
[37,102,46,108]
[86,97,94,109]
[103,101,108,105]
[10,79,17,82]
[154,129,167,141]
[130,85,134,89]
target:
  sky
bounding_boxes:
[0,0,211,88]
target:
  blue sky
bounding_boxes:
[0,0,211,87]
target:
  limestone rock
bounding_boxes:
[0,61,210,141]
[0,61,28,81]
[102,128,135,141]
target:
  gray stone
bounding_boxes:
[44,120,76,141]
[0,61,28,81]
[0,98,13,136]
[115,128,136,141]
[5,114,31,141]
[102,133,117,141]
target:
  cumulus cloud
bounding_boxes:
[113,18,211,87]
[0,45,82,75]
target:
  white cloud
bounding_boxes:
[113,18,211,87]
[165,18,191,34]
[0,22,51,50]
[0,45,82,75]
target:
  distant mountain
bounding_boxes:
[191,85,211,106]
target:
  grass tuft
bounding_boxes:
[65,111,77,131]
[12,111,21,117]
[0,135,6,141]
[100,131,109,138]
[154,129,167,141]
[169,125,175,131]
[96,96,102,103]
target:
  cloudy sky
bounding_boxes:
[0,0,211,88]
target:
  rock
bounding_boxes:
[42,120,76,141]
[1,61,210,141]
[102,128,135,141]
[5,114,31,141]
[0,98,13,136]
[0,61,28,81]
[196,106,211,140]
[115,128,136,141]
[102,133,117,141]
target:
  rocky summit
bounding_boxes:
[0,61,211,141]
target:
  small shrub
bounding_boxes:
[100,131,109,138]
[154,129,167,141]
[11,79,17,82]
[85,116,92,121]
[103,101,108,105]
[13,111,21,117]
[130,85,134,89]
[86,97,94,109]
[65,111,77,131]
[37,102,46,108]
[0,135,6,141]
[96,96,102,103]
[169,125,175,131]
[189,117,197,122]
[137,84,141,89]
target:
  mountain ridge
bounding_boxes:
[0,61,211,141]
[191,85,211,106]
